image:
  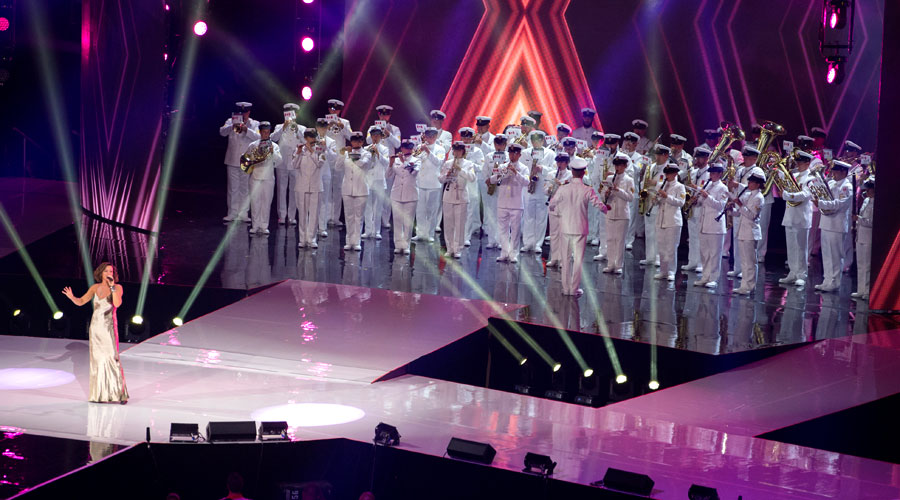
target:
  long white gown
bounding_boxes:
[89,295,128,403]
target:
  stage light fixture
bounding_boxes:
[519,357,527,365]
[48,313,69,338]
[583,368,593,377]
[302,0,314,4]
[169,423,200,442]
[164,4,170,11]
[52,311,63,320]
[0,17,9,31]
[192,21,207,37]
[301,86,313,101]
[648,380,660,390]
[826,58,845,85]
[552,363,561,372]
[374,422,400,447]
[609,377,635,403]
[126,315,147,342]
[132,315,144,325]
[523,452,556,476]
[615,374,627,384]
[13,309,20,317]
[10,309,30,336]
[688,484,721,500]
[592,468,655,496]
[826,0,850,30]
[301,36,314,52]
[258,421,289,441]
[172,317,184,326]
[163,52,168,61]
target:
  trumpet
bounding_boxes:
[365,143,380,157]
[445,158,461,192]
[232,119,244,134]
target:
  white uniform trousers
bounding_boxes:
[732,228,743,274]
[249,178,274,231]
[480,184,500,246]
[521,197,549,250]
[757,203,773,261]
[443,202,467,254]
[226,165,250,219]
[842,229,854,272]
[626,197,643,245]
[699,233,725,283]
[606,219,628,270]
[644,212,659,263]
[856,225,872,295]
[820,229,845,289]
[685,216,701,267]
[497,208,524,260]
[342,195,367,246]
[549,213,562,263]
[331,169,345,222]
[435,197,444,232]
[415,188,442,240]
[593,213,608,258]
[382,176,394,227]
[657,225,680,277]
[318,167,332,231]
[561,233,587,294]
[464,188,482,241]
[737,239,758,291]
[785,227,810,279]
[275,168,296,222]
[295,191,319,245]
[588,206,601,241]
[364,185,387,236]
[391,200,416,251]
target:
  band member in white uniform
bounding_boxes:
[545,153,574,268]
[362,126,390,240]
[339,131,373,251]
[552,123,573,153]
[272,103,304,225]
[592,133,623,261]
[731,174,765,294]
[314,118,336,238]
[372,105,402,230]
[326,99,353,227]
[682,145,711,273]
[481,134,508,249]
[641,145,670,267]
[632,119,651,155]
[492,143,529,263]
[586,131,606,248]
[779,150,814,287]
[472,117,494,240]
[521,131,554,253]
[429,110,453,151]
[572,108,599,143]
[412,128,446,243]
[387,140,420,254]
[693,162,729,288]
[669,134,693,180]
[439,142,477,258]
[814,160,853,292]
[727,147,763,279]
[548,161,607,296]
[246,122,282,235]
[292,129,325,248]
[622,132,644,248]
[459,127,485,246]
[219,101,259,222]
[652,164,686,281]
[853,178,875,300]
[599,152,635,274]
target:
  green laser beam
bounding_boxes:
[176,220,244,320]
[0,203,59,313]
[27,0,93,284]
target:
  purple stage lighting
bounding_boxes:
[301,86,313,100]
[0,17,9,31]
[0,368,76,390]
[302,0,314,4]
[193,20,207,37]
[301,36,315,52]
[251,403,365,428]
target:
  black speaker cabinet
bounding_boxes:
[206,421,257,442]
[446,437,496,464]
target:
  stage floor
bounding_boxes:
[2,281,899,499]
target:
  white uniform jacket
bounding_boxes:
[220,118,260,166]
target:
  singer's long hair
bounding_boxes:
[92,262,119,283]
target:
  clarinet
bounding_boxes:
[645,179,667,217]
[716,185,748,222]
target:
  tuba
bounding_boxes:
[755,120,800,206]
[239,140,272,174]
[808,162,837,215]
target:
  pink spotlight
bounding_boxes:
[164,53,169,61]
[301,36,315,52]
[301,86,313,101]
[826,63,837,84]
[165,4,170,11]
[0,17,9,32]
[829,11,838,29]
[193,20,208,36]
[302,0,315,4]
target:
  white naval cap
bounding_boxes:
[742,146,761,156]
[670,134,687,143]
[423,126,439,136]
[632,119,648,128]
[844,140,862,152]
[429,110,446,119]
[327,99,345,108]
[655,144,671,154]
[570,161,587,171]
[368,125,384,135]
[520,115,537,126]
[612,152,630,163]
[375,104,393,112]
[810,127,827,137]
[604,133,621,142]
[831,160,851,170]
[797,135,813,142]
[529,130,546,140]
[556,123,573,133]
[795,150,814,162]
[744,166,765,180]
[459,126,476,136]
[581,107,596,115]
[258,121,272,129]
[475,116,492,125]
[623,132,640,141]
[235,101,253,110]
[693,145,712,157]
[283,103,300,111]
[591,130,605,139]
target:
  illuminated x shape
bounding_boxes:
[441,0,598,135]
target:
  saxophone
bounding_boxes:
[527,155,541,194]
[445,158,460,192]
[239,140,273,174]
[486,152,505,196]
[636,134,663,215]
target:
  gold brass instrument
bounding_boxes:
[768,150,805,207]
[755,121,799,206]
[709,121,745,165]
[486,152,505,196]
[527,157,542,194]
[602,172,618,207]
[515,132,529,147]
[636,134,663,216]
[232,116,244,134]
[445,158,461,192]
[809,161,837,215]
[239,140,273,174]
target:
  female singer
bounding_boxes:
[62,262,129,404]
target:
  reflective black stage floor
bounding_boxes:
[0,187,894,355]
